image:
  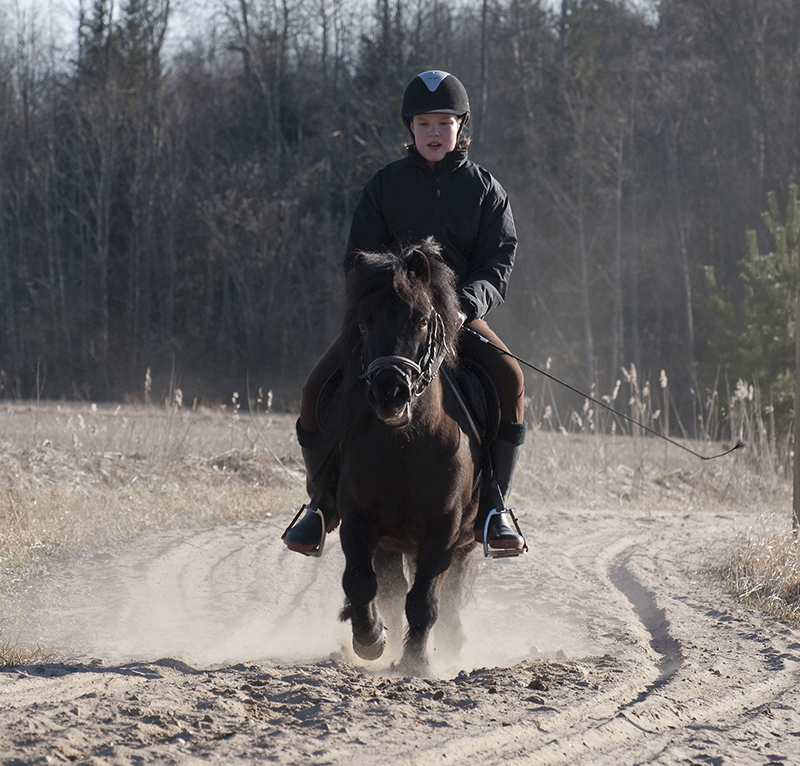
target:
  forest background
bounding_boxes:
[1,0,799,442]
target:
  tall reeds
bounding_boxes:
[711,513,800,625]
[524,362,791,480]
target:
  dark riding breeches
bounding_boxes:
[459,319,525,425]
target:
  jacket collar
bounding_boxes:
[407,146,468,177]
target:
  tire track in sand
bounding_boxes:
[397,513,800,765]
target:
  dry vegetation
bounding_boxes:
[0,396,795,665]
[0,402,305,593]
[711,514,800,626]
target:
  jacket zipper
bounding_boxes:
[435,177,442,235]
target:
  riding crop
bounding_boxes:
[464,328,745,462]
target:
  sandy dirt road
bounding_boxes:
[2,495,799,764]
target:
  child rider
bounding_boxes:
[284,70,528,556]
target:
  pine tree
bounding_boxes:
[701,184,800,432]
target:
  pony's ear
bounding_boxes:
[407,248,431,285]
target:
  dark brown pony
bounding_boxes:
[327,238,481,676]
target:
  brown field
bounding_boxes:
[0,402,798,765]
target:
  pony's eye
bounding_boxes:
[419,318,429,331]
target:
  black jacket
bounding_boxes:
[344,148,517,322]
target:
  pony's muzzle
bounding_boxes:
[367,368,412,424]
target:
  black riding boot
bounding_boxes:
[475,421,527,552]
[283,420,339,555]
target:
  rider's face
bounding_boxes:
[410,113,461,168]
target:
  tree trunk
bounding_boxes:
[666,120,697,391]
[610,132,624,397]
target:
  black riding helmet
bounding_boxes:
[401,70,470,133]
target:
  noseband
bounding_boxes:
[361,312,448,399]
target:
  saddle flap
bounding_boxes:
[453,359,500,444]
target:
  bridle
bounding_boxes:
[360,311,449,399]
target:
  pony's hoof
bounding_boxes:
[353,628,387,661]
[394,654,432,678]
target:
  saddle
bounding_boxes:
[445,358,501,447]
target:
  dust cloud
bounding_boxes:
[6,516,607,674]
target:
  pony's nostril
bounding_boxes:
[367,368,412,421]
[367,387,383,408]
[373,371,406,400]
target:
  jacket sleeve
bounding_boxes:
[457,178,517,322]
[343,172,391,272]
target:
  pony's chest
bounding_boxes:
[343,437,451,481]
[340,430,470,505]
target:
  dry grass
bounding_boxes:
[516,425,788,515]
[0,639,53,668]
[0,402,305,590]
[710,514,800,626]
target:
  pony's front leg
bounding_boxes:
[339,515,386,661]
[400,544,454,676]
[375,548,408,657]
[434,545,472,662]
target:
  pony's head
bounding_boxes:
[343,238,461,426]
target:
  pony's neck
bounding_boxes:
[407,375,458,439]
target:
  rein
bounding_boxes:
[464,327,745,461]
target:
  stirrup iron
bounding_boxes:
[281,504,328,558]
[482,507,528,559]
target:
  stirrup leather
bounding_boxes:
[482,507,528,559]
[282,504,328,558]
